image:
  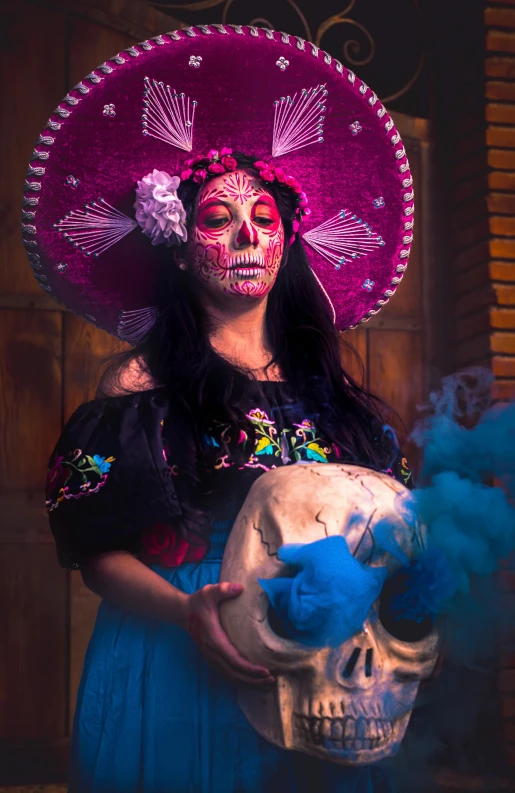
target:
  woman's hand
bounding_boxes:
[184,582,276,687]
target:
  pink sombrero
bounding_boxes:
[22,24,414,343]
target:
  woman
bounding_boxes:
[27,25,414,793]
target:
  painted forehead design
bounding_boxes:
[199,172,272,208]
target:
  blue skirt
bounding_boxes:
[69,546,387,793]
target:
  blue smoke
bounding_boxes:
[372,369,515,636]
[409,371,515,621]
[258,536,387,647]
[260,369,515,656]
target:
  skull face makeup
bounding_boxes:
[219,463,439,766]
[185,169,285,300]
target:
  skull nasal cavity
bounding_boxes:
[342,648,374,679]
[343,648,361,679]
[236,221,257,246]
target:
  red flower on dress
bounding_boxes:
[141,522,207,567]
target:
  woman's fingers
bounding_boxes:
[185,582,276,686]
[208,613,274,679]
[208,581,244,602]
[202,646,276,687]
[201,582,273,676]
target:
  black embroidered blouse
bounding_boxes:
[46,381,412,570]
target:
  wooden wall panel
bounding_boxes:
[374,138,422,323]
[64,314,128,414]
[0,4,66,298]
[339,327,367,387]
[0,545,67,739]
[368,329,423,465]
[0,308,66,780]
[0,310,63,491]
[68,15,134,86]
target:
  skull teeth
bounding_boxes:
[228,254,264,268]
[294,714,393,751]
[230,267,263,280]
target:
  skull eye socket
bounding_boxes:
[378,570,434,643]
[265,566,297,640]
[267,603,292,639]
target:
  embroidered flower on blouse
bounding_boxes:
[46,448,116,512]
[206,407,337,472]
[293,419,316,430]
[246,408,275,425]
[400,457,412,486]
[92,454,114,474]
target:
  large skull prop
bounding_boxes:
[219,463,439,765]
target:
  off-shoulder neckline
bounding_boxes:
[96,379,288,401]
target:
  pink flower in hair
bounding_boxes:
[208,162,225,174]
[185,155,204,167]
[298,192,308,208]
[259,169,276,182]
[285,175,301,192]
[221,155,237,171]
[302,207,312,217]
[274,166,286,183]
[220,147,233,157]
[193,168,208,183]
[180,168,193,180]
[254,160,268,170]
[207,149,219,160]
[292,219,300,233]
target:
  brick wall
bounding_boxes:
[446,1,515,397]
[485,3,515,400]
[485,1,515,769]
[427,0,515,773]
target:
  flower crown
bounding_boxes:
[182,148,310,241]
[134,148,309,247]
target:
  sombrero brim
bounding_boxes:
[22,24,413,342]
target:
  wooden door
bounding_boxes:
[0,1,437,783]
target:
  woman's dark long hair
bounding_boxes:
[99,152,399,546]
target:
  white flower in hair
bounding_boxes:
[134,169,187,246]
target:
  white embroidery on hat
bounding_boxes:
[142,77,197,152]
[302,210,385,270]
[272,85,327,157]
[55,199,137,258]
[117,306,160,343]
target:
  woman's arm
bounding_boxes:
[81,549,189,626]
[81,550,275,687]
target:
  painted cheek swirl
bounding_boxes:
[263,223,285,278]
[191,241,230,283]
